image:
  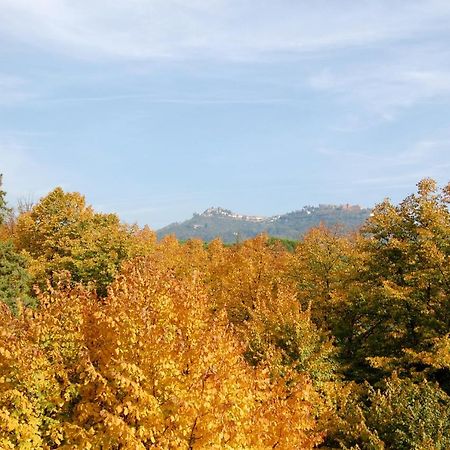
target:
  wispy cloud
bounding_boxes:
[1,1,450,61]
[40,94,288,105]
[317,136,450,191]
[308,42,450,119]
[3,1,450,120]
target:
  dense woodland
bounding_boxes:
[1,177,450,449]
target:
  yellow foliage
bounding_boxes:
[0,255,323,449]
[12,188,156,296]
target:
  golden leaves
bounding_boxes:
[1,242,323,449]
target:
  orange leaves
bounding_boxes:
[1,245,323,449]
[3,180,450,448]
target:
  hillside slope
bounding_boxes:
[157,205,371,242]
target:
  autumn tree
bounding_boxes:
[291,224,360,325]
[0,257,323,449]
[13,188,137,296]
[287,181,450,448]
[3,178,450,448]
[204,235,293,322]
[345,179,450,384]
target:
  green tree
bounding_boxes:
[367,375,450,450]
[14,187,135,296]
[0,175,31,313]
[0,241,32,314]
[340,179,450,383]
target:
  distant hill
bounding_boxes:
[157,204,372,242]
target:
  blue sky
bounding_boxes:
[1,1,450,228]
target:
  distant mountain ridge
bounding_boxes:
[157,204,372,242]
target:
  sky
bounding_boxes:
[1,1,450,228]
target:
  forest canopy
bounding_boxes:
[0,178,449,449]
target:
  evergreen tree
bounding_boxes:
[0,241,32,313]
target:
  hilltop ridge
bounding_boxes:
[157,204,371,242]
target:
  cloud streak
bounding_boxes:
[310,65,450,116]
[1,1,450,61]
[40,94,289,105]
[3,1,450,120]
[316,136,450,192]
